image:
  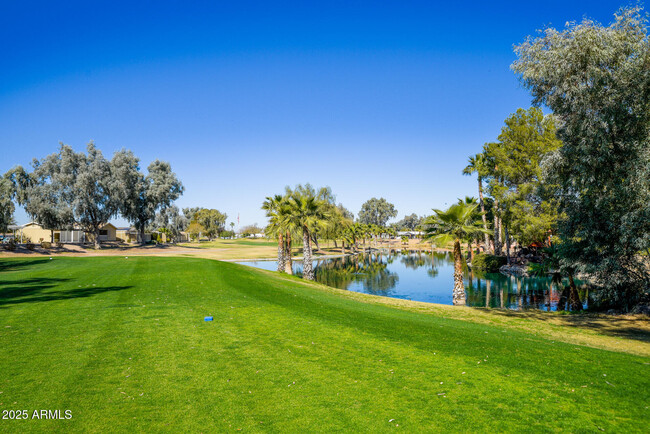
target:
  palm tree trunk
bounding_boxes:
[498,216,503,254]
[568,272,583,311]
[341,240,345,255]
[277,233,285,272]
[486,279,491,308]
[493,201,502,255]
[452,240,466,305]
[505,224,511,265]
[302,227,314,280]
[310,233,321,252]
[478,177,490,252]
[284,231,293,274]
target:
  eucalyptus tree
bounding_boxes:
[462,154,491,252]
[112,150,184,244]
[195,209,227,240]
[182,207,201,223]
[21,159,75,242]
[154,205,188,242]
[337,203,354,221]
[358,197,397,227]
[5,145,114,247]
[68,144,123,247]
[423,202,491,305]
[394,213,423,231]
[0,175,17,234]
[1,167,34,235]
[513,5,650,308]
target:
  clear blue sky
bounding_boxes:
[0,0,624,227]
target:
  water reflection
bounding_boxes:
[237,250,588,311]
[301,253,399,296]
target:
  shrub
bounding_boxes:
[4,239,16,251]
[41,241,52,249]
[472,253,507,273]
[25,243,35,251]
[528,261,550,277]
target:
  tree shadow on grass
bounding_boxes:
[0,259,51,273]
[0,277,132,308]
[483,308,650,344]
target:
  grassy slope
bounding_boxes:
[0,257,648,432]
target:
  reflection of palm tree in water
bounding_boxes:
[400,254,431,269]
[398,251,443,280]
[310,253,399,295]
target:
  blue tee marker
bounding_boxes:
[204,316,213,321]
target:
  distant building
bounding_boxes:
[116,227,151,243]
[397,231,423,239]
[10,222,117,244]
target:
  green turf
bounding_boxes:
[1,257,648,432]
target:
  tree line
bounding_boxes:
[263,185,408,280]
[1,143,184,248]
[458,5,650,310]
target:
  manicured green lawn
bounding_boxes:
[1,257,648,432]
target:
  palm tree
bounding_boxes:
[262,194,288,273]
[463,154,491,253]
[458,196,479,263]
[423,202,491,306]
[343,223,363,253]
[285,189,328,280]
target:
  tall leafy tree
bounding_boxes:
[25,143,117,248]
[394,213,423,231]
[195,209,227,240]
[423,202,490,305]
[462,154,491,252]
[358,197,397,227]
[154,205,189,242]
[1,167,34,236]
[182,207,201,223]
[513,5,650,308]
[483,108,562,262]
[0,175,16,235]
[71,143,121,248]
[112,150,184,244]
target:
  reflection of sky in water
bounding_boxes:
[237,251,588,311]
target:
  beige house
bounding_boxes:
[13,222,117,244]
[86,223,117,243]
[14,222,54,243]
[116,227,151,243]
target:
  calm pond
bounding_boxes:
[238,250,588,311]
